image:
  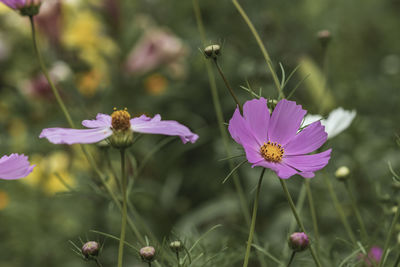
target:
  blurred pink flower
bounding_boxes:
[0,0,40,11]
[0,154,35,180]
[125,29,187,75]
[363,246,383,266]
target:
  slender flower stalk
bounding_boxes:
[305,180,320,253]
[323,175,357,244]
[287,251,296,267]
[231,0,284,99]
[279,179,322,267]
[117,149,127,267]
[379,204,400,267]
[243,169,265,267]
[212,57,243,113]
[343,180,368,241]
[94,259,103,267]
[29,15,75,128]
[394,253,400,267]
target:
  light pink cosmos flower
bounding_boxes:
[228,98,331,179]
[0,153,35,180]
[39,109,199,145]
[0,0,40,10]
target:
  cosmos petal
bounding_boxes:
[82,113,112,128]
[242,97,270,144]
[228,107,260,148]
[284,149,332,174]
[0,153,35,180]
[130,114,198,144]
[268,99,306,146]
[285,121,328,156]
[39,127,112,145]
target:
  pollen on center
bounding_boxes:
[111,107,131,131]
[260,141,284,163]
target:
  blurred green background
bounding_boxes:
[0,0,399,266]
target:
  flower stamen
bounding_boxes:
[260,141,284,163]
[111,108,131,131]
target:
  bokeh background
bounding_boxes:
[0,0,399,266]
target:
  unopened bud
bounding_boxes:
[82,241,100,258]
[140,246,156,263]
[317,30,331,47]
[204,45,220,59]
[169,240,183,253]
[288,232,309,252]
[335,166,350,181]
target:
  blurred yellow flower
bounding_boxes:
[0,190,9,210]
[0,4,9,14]
[144,73,168,96]
[77,69,103,97]
[24,151,76,195]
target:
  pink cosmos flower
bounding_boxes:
[0,0,40,10]
[360,246,383,266]
[0,154,35,180]
[39,109,199,145]
[228,98,331,179]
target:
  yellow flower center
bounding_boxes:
[111,108,131,131]
[260,141,284,163]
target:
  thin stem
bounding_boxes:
[379,204,400,267]
[394,252,400,267]
[94,258,104,267]
[148,262,152,267]
[278,179,322,267]
[287,251,296,267]
[29,16,75,128]
[305,180,320,254]
[323,175,357,245]
[117,149,128,267]
[343,180,368,241]
[231,0,284,99]
[243,169,265,267]
[176,251,181,267]
[213,58,243,113]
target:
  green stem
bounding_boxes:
[243,169,265,267]
[29,16,75,128]
[323,175,357,245]
[231,0,284,99]
[394,252,400,267]
[278,179,322,267]
[176,251,181,267]
[94,258,104,267]
[344,180,368,241]
[287,251,296,267]
[305,180,320,254]
[117,149,128,267]
[379,204,400,267]
[213,58,243,113]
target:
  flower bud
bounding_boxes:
[288,232,309,252]
[140,246,156,263]
[169,240,183,253]
[19,0,42,16]
[335,166,350,181]
[317,30,331,47]
[82,241,100,258]
[204,44,220,59]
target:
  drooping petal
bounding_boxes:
[284,149,332,175]
[242,97,270,144]
[268,99,306,146]
[130,114,198,144]
[39,127,112,145]
[0,153,35,180]
[285,121,328,156]
[324,108,356,139]
[228,107,260,148]
[82,113,111,128]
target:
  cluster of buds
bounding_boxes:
[0,0,42,16]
